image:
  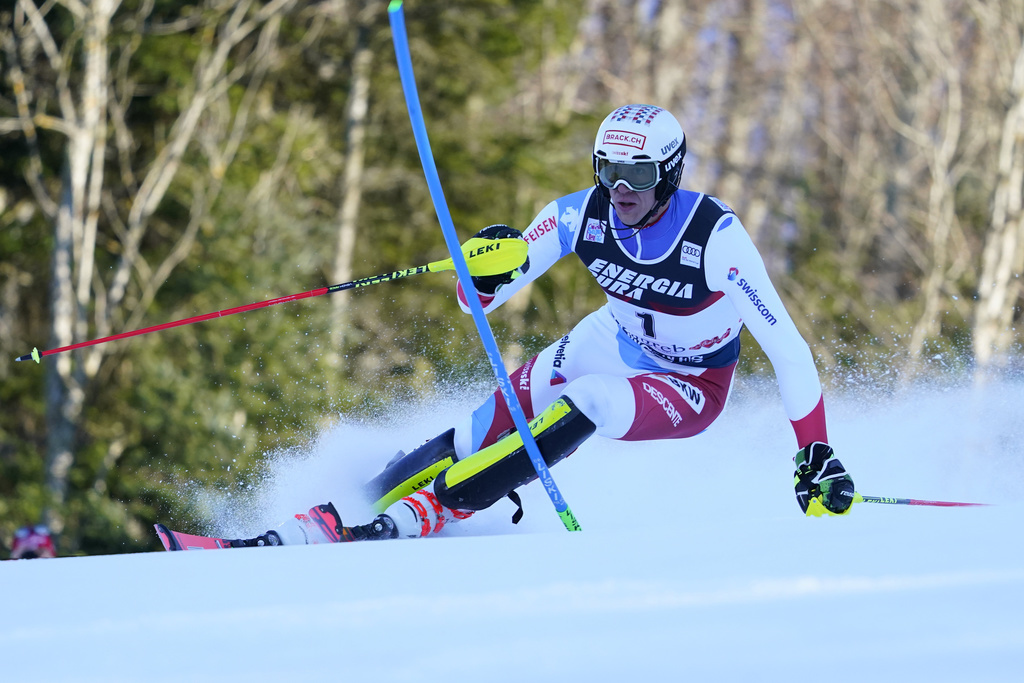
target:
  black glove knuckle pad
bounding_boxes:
[476,224,520,240]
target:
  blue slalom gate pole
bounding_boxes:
[387,1,579,532]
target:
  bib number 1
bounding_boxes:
[636,311,656,338]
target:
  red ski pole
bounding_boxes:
[16,236,527,363]
[854,493,989,507]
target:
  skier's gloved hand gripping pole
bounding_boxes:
[795,443,989,516]
[14,236,526,363]
[388,0,580,532]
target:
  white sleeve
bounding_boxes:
[705,216,823,423]
[457,197,575,314]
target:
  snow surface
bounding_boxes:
[3,374,1024,682]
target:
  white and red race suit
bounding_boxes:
[453,186,827,458]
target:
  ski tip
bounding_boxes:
[154,523,180,551]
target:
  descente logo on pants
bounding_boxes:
[642,382,683,427]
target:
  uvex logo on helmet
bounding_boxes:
[665,149,684,172]
[602,130,647,150]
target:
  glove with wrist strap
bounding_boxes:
[794,442,855,516]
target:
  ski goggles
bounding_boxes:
[596,159,660,192]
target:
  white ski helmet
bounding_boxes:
[593,104,686,209]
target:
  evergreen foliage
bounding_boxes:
[1,0,1020,556]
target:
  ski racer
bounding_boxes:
[10,524,57,559]
[245,104,855,546]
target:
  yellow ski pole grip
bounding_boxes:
[427,237,529,277]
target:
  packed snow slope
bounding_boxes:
[3,375,1024,682]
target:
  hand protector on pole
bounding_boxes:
[468,225,530,295]
[795,442,855,517]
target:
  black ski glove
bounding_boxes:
[470,224,530,295]
[794,442,855,516]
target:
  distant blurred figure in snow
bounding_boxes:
[10,524,57,560]
[235,105,856,549]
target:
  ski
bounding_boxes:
[154,524,238,551]
[155,503,355,551]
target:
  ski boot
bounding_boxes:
[229,530,284,548]
[379,489,474,539]
[250,502,399,545]
[345,514,399,541]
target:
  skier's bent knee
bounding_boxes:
[433,396,596,512]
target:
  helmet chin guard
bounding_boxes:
[593,105,686,228]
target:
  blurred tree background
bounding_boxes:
[1,0,1022,556]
